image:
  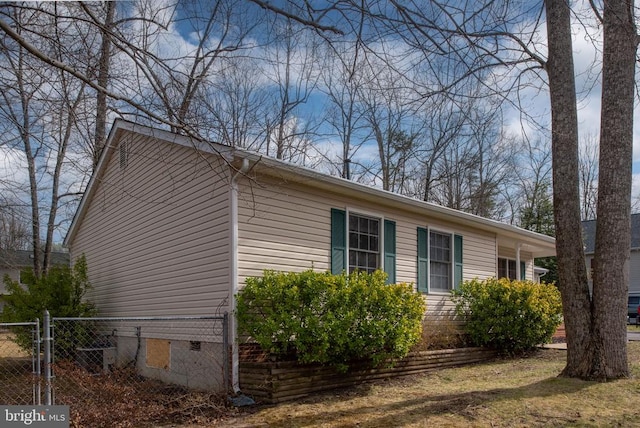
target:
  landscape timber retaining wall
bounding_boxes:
[239,347,498,403]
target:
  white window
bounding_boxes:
[430,231,452,292]
[348,213,380,274]
[498,258,517,280]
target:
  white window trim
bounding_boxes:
[346,208,385,274]
[427,227,455,294]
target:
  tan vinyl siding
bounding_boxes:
[69,135,232,317]
[237,178,330,281]
[424,294,459,323]
[523,252,534,279]
[236,174,499,321]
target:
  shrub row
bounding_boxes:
[236,269,425,370]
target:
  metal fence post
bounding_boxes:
[35,318,41,405]
[43,310,52,405]
[223,312,229,392]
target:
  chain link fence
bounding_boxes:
[1,314,230,427]
[50,315,229,426]
[0,322,41,405]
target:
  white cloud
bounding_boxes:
[0,146,29,189]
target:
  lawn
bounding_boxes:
[219,342,640,427]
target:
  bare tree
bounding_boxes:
[0,199,30,251]
[263,15,320,162]
[579,133,599,221]
[0,3,94,275]
[203,56,271,151]
[356,59,419,191]
[79,1,115,168]
[515,137,554,235]
[116,0,255,133]
[319,43,369,179]
[410,95,469,203]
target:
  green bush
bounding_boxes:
[2,254,97,352]
[237,269,425,370]
[451,278,562,354]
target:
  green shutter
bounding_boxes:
[331,208,346,274]
[520,261,526,280]
[384,220,396,284]
[417,227,428,292]
[454,234,463,289]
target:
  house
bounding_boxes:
[64,119,556,391]
[0,249,70,313]
[582,214,640,294]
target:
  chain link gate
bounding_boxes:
[0,321,41,405]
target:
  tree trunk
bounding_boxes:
[546,0,637,380]
[544,0,593,377]
[93,1,115,169]
[591,0,637,379]
[15,47,42,278]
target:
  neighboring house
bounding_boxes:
[582,214,640,294]
[64,119,557,391]
[0,249,70,313]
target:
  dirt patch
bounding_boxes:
[0,332,30,358]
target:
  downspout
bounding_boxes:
[516,242,522,280]
[230,157,250,393]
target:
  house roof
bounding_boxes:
[64,119,556,258]
[0,249,70,268]
[582,213,640,254]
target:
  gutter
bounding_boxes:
[229,157,250,393]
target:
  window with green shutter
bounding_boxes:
[331,209,396,280]
[416,228,463,293]
[429,231,451,292]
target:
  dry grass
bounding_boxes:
[0,332,30,358]
[219,342,640,427]
[52,361,234,427]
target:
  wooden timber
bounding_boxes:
[239,347,497,403]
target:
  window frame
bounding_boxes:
[428,229,454,293]
[497,257,526,280]
[417,226,462,294]
[498,257,517,280]
[347,210,383,275]
[331,207,397,283]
